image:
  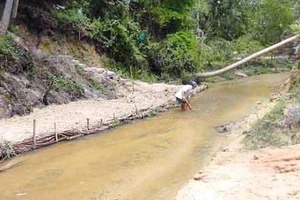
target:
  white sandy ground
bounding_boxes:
[175,96,300,200]
[0,80,205,144]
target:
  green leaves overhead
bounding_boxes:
[24,0,300,80]
[248,0,294,45]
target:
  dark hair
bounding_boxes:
[189,81,197,88]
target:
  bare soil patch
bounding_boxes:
[176,92,300,200]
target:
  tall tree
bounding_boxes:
[248,0,294,45]
[12,0,19,18]
[0,0,19,34]
[205,0,247,40]
[0,0,14,33]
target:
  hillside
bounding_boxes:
[0,32,130,119]
[0,0,298,119]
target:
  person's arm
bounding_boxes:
[186,100,192,110]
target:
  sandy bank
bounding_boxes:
[0,80,206,145]
[176,93,300,200]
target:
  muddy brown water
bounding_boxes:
[0,73,289,200]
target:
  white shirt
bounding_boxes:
[175,85,193,100]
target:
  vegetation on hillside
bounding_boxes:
[4,0,296,81]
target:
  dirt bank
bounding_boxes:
[0,80,206,145]
[176,91,300,200]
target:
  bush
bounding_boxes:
[197,38,232,70]
[0,140,16,159]
[89,17,146,75]
[230,36,263,58]
[147,31,199,79]
[89,77,104,91]
[0,35,18,59]
[291,21,300,34]
[248,0,294,45]
[46,72,84,98]
[53,8,91,31]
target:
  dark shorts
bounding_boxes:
[176,97,186,104]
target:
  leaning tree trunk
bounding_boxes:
[194,35,300,78]
[0,0,14,34]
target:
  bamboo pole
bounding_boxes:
[194,35,300,78]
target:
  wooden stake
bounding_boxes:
[54,123,58,142]
[100,119,103,127]
[87,118,90,130]
[135,105,138,115]
[113,113,116,120]
[33,119,36,149]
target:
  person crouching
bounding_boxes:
[175,81,197,111]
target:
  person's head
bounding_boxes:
[189,81,197,89]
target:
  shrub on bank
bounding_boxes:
[244,75,300,150]
[0,140,16,160]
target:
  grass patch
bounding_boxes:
[0,35,18,60]
[244,76,300,150]
[74,64,84,75]
[89,77,104,91]
[111,119,121,127]
[243,101,289,149]
[290,79,300,101]
[46,72,84,97]
[147,110,157,117]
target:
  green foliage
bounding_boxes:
[147,110,157,117]
[89,77,104,91]
[53,8,90,31]
[291,21,300,34]
[248,0,294,45]
[90,0,128,19]
[44,0,299,81]
[244,77,300,150]
[89,17,146,73]
[0,140,16,159]
[74,64,84,74]
[138,72,158,83]
[290,79,300,101]
[197,39,232,69]
[111,118,121,127]
[292,1,300,20]
[46,72,84,97]
[204,0,248,40]
[0,35,18,59]
[147,31,199,79]
[230,36,263,58]
[244,101,287,149]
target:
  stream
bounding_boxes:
[0,73,290,200]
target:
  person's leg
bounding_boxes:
[181,102,188,111]
[181,103,185,111]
